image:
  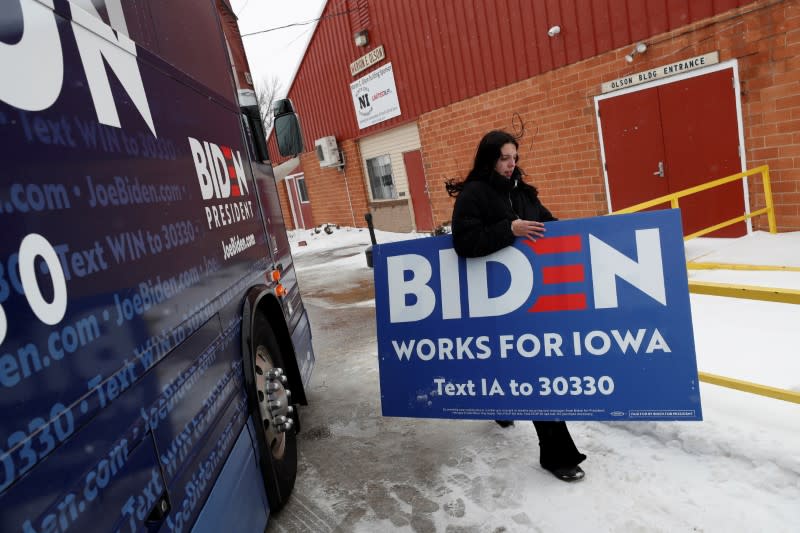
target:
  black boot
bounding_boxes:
[547,465,585,482]
[534,421,586,481]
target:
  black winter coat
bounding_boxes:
[451,168,556,258]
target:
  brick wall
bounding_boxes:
[740,0,800,229]
[300,140,371,228]
[420,0,800,231]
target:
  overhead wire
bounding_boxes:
[241,8,356,37]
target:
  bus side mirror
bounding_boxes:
[273,98,304,157]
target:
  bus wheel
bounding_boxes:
[252,326,297,511]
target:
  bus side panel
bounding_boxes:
[156,382,251,533]
[190,419,269,533]
[0,2,280,531]
[250,161,316,384]
[250,162,303,329]
[0,425,168,533]
[147,310,258,530]
[0,296,238,531]
[291,310,315,388]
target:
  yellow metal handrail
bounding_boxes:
[610,165,799,403]
[699,372,800,404]
[688,280,800,404]
[612,165,777,240]
[687,281,800,305]
[686,262,800,272]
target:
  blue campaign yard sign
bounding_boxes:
[373,210,702,421]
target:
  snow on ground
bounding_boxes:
[286,225,800,532]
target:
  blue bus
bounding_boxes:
[1,1,314,531]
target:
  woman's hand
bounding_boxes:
[511,219,546,241]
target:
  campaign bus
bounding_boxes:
[1,1,314,531]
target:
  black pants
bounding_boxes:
[533,421,586,470]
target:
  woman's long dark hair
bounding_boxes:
[445,130,522,197]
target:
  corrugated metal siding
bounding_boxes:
[349,0,370,29]
[359,122,421,200]
[270,0,756,163]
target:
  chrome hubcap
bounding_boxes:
[255,345,294,459]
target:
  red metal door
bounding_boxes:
[295,176,314,229]
[403,150,434,231]
[600,68,744,237]
[659,68,744,236]
[599,87,670,211]
[285,175,305,229]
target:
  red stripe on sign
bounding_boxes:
[228,165,240,196]
[221,146,232,158]
[542,264,585,284]
[528,294,587,312]
[523,235,582,255]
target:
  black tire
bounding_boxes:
[248,318,298,512]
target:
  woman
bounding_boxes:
[448,130,587,482]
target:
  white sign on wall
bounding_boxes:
[350,62,402,129]
[350,45,386,76]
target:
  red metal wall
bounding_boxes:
[269,0,754,162]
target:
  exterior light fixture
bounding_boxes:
[625,42,648,63]
[547,25,561,37]
[354,30,369,47]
